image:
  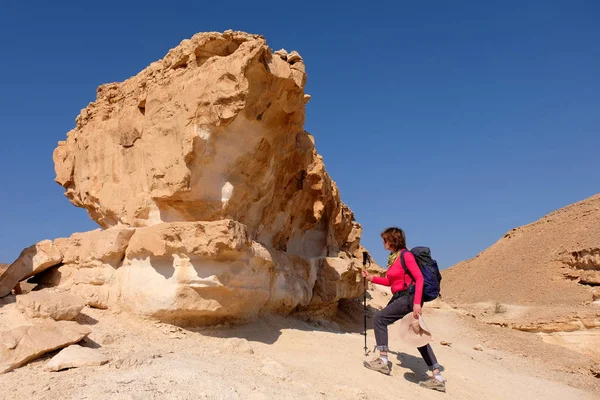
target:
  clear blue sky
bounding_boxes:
[0,1,598,269]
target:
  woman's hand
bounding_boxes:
[361,269,373,282]
[413,304,422,319]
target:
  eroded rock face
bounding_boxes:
[118,220,287,323]
[32,221,363,324]
[52,30,360,261]
[33,228,136,310]
[1,31,376,325]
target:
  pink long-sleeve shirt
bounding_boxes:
[372,250,424,305]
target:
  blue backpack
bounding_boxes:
[399,247,442,302]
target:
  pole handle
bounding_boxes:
[362,251,371,267]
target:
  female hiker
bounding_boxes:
[361,227,446,392]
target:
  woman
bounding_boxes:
[361,227,446,392]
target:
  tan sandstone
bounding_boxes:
[45,345,109,371]
[16,290,86,321]
[116,220,362,324]
[0,319,91,374]
[0,30,380,325]
[0,241,62,297]
[52,30,361,266]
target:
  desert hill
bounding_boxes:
[443,194,600,306]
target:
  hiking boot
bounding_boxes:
[363,357,391,375]
[419,377,446,392]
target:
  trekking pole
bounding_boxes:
[362,251,372,356]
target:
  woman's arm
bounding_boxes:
[362,268,390,286]
[371,274,390,287]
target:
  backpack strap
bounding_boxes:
[398,249,415,290]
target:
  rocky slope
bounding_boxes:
[442,194,600,360]
[443,194,600,306]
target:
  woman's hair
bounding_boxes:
[380,227,407,252]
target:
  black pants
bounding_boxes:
[373,290,441,371]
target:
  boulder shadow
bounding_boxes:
[76,312,99,326]
[331,297,382,335]
[81,337,102,349]
[194,312,358,345]
[195,318,284,345]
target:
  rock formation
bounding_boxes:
[52,30,358,256]
[0,321,91,374]
[45,345,109,372]
[16,290,86,321]
[0,242,61,297]
[1,31,375,326]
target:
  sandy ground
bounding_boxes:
[0,287,598,400]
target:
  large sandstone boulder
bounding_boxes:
[52,30,360,262]
[0,319,91,374]
[117,220,282,323]
[54,228,135,267]
[4,31,376,325]
[34,221,363,324]
[6,228,136,310]
[45,345,109,372]
[16,290,86,321]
